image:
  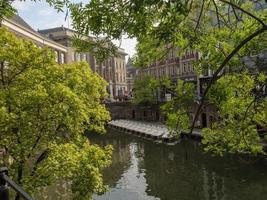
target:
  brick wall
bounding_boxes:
[105,102,165,122]
[105,102,217,128]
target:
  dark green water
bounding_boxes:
[90,129,267,200]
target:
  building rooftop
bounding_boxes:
[11,15,35,32]
[38,26,75,34]
[2,14,67,52]
[39,26,127,55]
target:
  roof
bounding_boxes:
[38,26,94,42]
[2,15,67,52]
[11,15,35,32]
[9,14,53,39]
[38,26,75,34]
[39,27,128,55]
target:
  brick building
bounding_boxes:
[139,46,199,83]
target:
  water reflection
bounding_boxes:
[37,129,267,200]
[91,129,267,200]
[91,133,158,200]
[35,180,73,200]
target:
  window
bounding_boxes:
[61,53,65,64]
[72,52,75,61]
[116,73,118,82]
[81,53,86,61]
[54,51,58,63]
[76,53,80,61]
[184,63,187,73]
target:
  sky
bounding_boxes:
[12,0,137,58]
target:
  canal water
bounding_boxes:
[37,128,267,200]
[90,129,267,200]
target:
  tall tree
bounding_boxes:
[67,0,267,154]
[2,0,267,154]
[132,75,171,105]
[0,28,111,200]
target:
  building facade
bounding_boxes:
[2,15,128,100]
[0,15,217,128]
[126,57,139,98]
[38,27,127,100]
[138,46,200,102]
[136,45,219,128]
[139,47,199,83]
[2,15,67,64]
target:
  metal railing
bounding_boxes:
[0,167,34,200]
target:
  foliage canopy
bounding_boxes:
[0,28,111,199]
[132,75,171,105]
[2,0,267,156]
[68,0,267,155]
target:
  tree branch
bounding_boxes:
[219,0,266,27]
[195,0,205,31]
[190,26,267,134]
[212,0,221,28]
[27,136,41,159]
[0,61,6,88]
[30,149,49,177]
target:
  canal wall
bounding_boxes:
[105,102,218,129]
[105,102,165,122]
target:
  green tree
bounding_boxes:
[0,0,16,20]
[0,28,112,200]
[133,75,172,105]
[4,0,267,155]
[66,0,267,155]
[132,75,160,105]
[161,80,196,136]
[202,73,267,155]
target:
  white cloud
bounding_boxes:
[114,36,137,58]
[38,17,69,29]
[37,9,54,17]
[12,0,33,11]
[121,37,137,58]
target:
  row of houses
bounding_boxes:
[1,15,128,100]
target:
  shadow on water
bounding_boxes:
[37,128,267,200]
